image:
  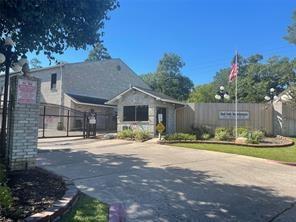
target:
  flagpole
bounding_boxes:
[235,51,238,139]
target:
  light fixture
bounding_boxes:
[270,88,275,93]
[0,53,5,64]
[224,93,230,100]
[220,86,225,91]
[215,94,221,100]
[264,95,271,101]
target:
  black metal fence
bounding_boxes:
[39,103,117,138]
[1,101,116,139]
[39,103,86,138]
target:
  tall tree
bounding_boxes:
[285,10,296,44]
[0,0,118,62]
[30,58,42,69]
[85,43,111,62]
[188,84,216,103]
[142,53,194,101]
[188,54,296,103]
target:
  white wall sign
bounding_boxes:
[17,79,37,104]
[219,111,249,120]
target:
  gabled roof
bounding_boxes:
[106,86,185,106]
[66,93,114,107]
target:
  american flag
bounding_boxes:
[229,56,238,82]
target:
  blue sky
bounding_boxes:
[29,0,296,85]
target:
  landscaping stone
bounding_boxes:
[104,133,117,139]
[235,137,248,144]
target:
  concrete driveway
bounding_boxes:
[37,138,296,222]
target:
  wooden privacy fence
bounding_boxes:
[176,103,273,135]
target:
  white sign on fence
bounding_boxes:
[219,111,249,120]
[17,79,37,104]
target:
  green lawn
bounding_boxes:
[60,194,108,222]
[171,142,296,163]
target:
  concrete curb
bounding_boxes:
[24,169,80,222]
[159,136,294,148]
[109,203,126,222]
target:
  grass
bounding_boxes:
[171,142,296,163]
[60,193,108,222]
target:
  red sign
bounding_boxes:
[17,79,37,104]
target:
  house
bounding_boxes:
[0,59,151,131]
[106,86,185,135]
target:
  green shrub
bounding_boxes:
[235,127,249,138]
[191,125,212,140]
[0,164,12,211]
[164,133,195,141]
[201,133,212,140]
[134,130,151,141]
[117,129,134,139]
[215,128,231,141]
[0,186,13,209]
[247,130,264,144]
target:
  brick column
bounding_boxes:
[6,75,41,171]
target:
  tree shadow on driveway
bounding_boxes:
[38,150,296,222]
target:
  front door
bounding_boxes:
[156,107,167,133]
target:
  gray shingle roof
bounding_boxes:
[67,93,109,106]
[106,86,185,106]
[134,86,179,101]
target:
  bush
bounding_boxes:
[201,133,212,140]
[117,129,134,139]
[215,128,231,141]
[134,130,151,141]
[164,133,195,141]
[0,164,12,211]
[247,130,264,144]
[117,129,151,141]
[191,125,212,140]
[235,127,249,138]
[0,186,13,209]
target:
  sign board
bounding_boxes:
[89,117,96,124]
[17,79,37,104]
[219,111,249,120]
[158,114,163,123]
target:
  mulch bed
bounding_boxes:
[159,136,294,148]
[0,168,66,222]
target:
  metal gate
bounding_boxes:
[39,103,86,138]
[39,103,117,138]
